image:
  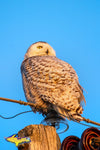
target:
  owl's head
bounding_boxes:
[24,41,56,60]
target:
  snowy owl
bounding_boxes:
[21,41,85,127]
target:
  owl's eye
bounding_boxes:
[37,46,43,49]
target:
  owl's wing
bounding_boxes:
[21,56,85,115]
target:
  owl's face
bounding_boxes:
[24,41,56,60]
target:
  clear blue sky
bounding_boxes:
[0,0,100,149]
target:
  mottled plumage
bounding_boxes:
[21,42,85,123]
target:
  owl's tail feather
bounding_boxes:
[55,106,83,121]
[77,83,86,104]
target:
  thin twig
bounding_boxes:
[83,117,100,126]
[0,97,37,108]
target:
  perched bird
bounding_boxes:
[21,41,86,126]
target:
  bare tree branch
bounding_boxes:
[0,97,38,108]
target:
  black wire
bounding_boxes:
[0,110,33,119]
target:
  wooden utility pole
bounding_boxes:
[18,124,61,150]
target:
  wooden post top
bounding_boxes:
[18,124,61,150]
